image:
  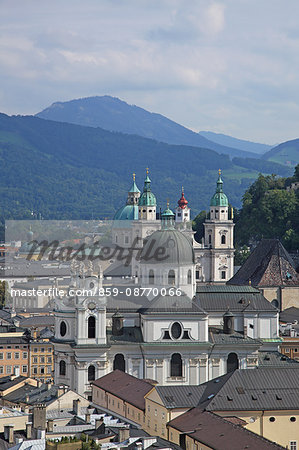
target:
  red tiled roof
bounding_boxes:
[92,370,154,411]
[168,407,284,449]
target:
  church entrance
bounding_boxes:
[113,353,126,372]
[227,353,239,372]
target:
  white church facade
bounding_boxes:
[53,170,280,398]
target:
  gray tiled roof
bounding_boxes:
[155,385,207,408]
[280,307,299,323]
[209,327,261,346]
[196,285,276,312]
[258,351,299,367]
[205,368,299,411]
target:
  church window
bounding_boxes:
[60,321,67,337]
[125,236,129,244]
[59,360,66,376]
[170,353,182,377]
[187,269,192,284]
[149,269,155,285]
[88,316,96,339]
[88,365,95,381]
[168,270,175,285]
[149,209,152,212]
[221,235,226,244]
[113,353,125,372]
[221,271,226,279]
[208,234,212,245]
[227,353,239,372]
[196,270,200,280]
[115,236,118,243]
[171,322,182,339]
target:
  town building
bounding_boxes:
[53,171,282,398]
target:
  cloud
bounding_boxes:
[0,0,299,142]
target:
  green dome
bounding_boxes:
[161,204,175,230]
[139,192,156,206]
[141,229,194,265]
[138,171,157,207]
[114,204,139,220]
[210,172,229,207]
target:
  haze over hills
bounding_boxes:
[36,96,259,160]
[261,139,299,167]
[0,112,292,228]
[199,131,273,155]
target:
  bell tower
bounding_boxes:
[203,170,234,282]
[138,168,157,221]
[175,187,190,223]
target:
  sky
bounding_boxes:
[1,0,299,143]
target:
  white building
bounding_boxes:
[53,170,281,398]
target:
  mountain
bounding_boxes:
[199,131,273,155]
[0,113,291,231]
[36,96,259,159]
[262,138,299,167]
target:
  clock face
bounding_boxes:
[88,302,96,310]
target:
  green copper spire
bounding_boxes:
[128,173,140,193]
[210,169,229,207]
[138,168,157,206]
[161,201,175,230]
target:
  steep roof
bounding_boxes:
[280,306,299,323]
[92,370,155,411]
[228,239,299,287]
[168,407,284,450]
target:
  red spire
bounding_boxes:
[178,187,188,209]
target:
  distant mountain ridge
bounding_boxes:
[261,138,299,167]
[0,112,291,229]
[199,131,273,155]
[36,96,259,160]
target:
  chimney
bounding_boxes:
[4,424,14,444]
[244,325,248,338]
[112,311,124,336]
[57,385,65,397]
[33,405,46,430]
[47,419,54,432]
[73,398,80,415]
[26,422,32,439]
[135,443,142,450]
[85,408,93,424]
[36,429,46,439]
[95,418,105,433]
[119,425,130,442]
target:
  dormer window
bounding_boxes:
[171,322,182,339]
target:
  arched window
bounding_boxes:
[88,316,96,339]
[113,354,125,372]
[59,360,66,376]
[88,365,95,381]
[168,270,175,285]
[149,269,155,285]
[221,235,226,244]
[227,353,239,373]
[60,321,67,337]
[170,353,182,377]
[187,269,192,284]
[208,234,212,245]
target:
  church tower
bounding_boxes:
[138,169,157,221]
[203,170,234,282]
[175,187,190,223]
